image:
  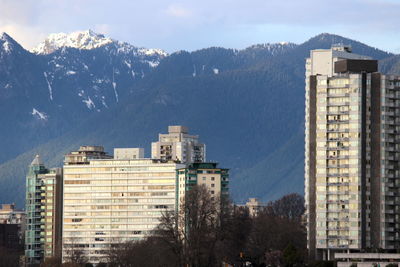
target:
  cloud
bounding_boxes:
[0,0,399,53]
[165,4,192,18]
[0,24,46,50]
[94,24,111,35]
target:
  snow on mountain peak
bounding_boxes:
[0,32,15,54]
[31,30,113,54]
[138,48,168,57]
[30,30,168,61]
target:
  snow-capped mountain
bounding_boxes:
[0,33,14,54]
[0,31,398,208]
[31,30,168,58]
[245,42,297,56]
[31,30,113,54]
[0,32,26,57]
[0,30,172,165]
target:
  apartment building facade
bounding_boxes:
[0,203,26,247]
[151,126,206,164]
[62,146,185,263]
[25,155,63,265]
[305,46,400,260]
[176,162,229,209]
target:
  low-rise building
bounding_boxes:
[335,252,400,267]
[0,203,26,246]
[244,198,265,217]
[177,162,229,209]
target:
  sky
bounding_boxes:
[0,0,399,53]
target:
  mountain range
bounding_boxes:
[0,30,399,207]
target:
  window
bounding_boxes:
[211,191,215,194]
[211,177,215,181]
[211,184,215,188]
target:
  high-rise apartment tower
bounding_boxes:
[305,45,400,260]
[25,155,63,265]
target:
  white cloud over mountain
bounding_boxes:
[0,0,399,53]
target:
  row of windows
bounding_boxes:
[317,230,358,237]
[64,224,158,230]
[64,217,161,223]
[316,194,357,201]
[64,172,174,179]
[64,231,152,237]
[64,191,175,199]
[65,166,176,173]
[64,211,165,217]
[64,204,173,211]
[64,197,173,204]
[64,180,174,189]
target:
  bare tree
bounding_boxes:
[62,237,88,266]
[106,238,177,267]
[265,193,305,220]
[246,194,306,266]
[104,192,306,267]
[156,185,222,267]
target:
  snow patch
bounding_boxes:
[147,60,159,68]
[112,69,119,102]
[192,65,196,77]
[31,108,48,120]
[124,60,131,68]
[101,96,108,108]
[2,41,11,53]
[112,82,118,102]
[43,72,53,100]
[66,70,76,75]
[82,97,95,110]
[138,48,168,57]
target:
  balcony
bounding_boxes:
[327,129,350,133]
[327,191,350,195]
[327,226,349,231]
[327,155,349,160]
[327,120,350,124]
[327,182,350,186]
[327,200,349,204]
[327,102,350,107]
[385,209,395,214]
[327,137,350,142]
[327,173,349,177]
[327,93,350,98]
[327,164,350,168]
[327,111,350,115]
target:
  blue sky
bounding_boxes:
[0,0,399,53]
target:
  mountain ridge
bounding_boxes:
[0,32,399,207]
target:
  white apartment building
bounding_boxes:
[151,126,206,164]
[62,146,184,263]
